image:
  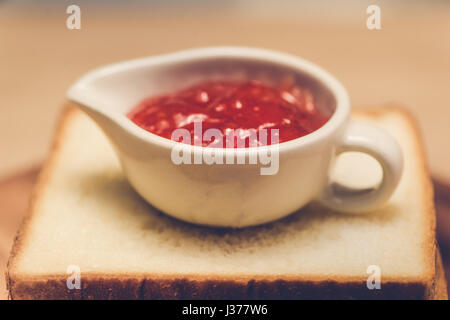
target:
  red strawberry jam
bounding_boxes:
[128,80,330,147]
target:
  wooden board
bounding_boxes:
[1,3,450,183]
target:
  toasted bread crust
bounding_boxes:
[6,106,79,300]
[6,105,444,300]
[354,106,437,288]
[433,249,448,300]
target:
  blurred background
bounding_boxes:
[1,0,450,298]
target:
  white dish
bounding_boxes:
[67,47,403,227]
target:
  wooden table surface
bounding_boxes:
[1,2,450,182]
[1,1,450,299]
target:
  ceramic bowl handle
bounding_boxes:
[318,121,403,213]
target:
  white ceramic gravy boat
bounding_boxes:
[67,47,403,227]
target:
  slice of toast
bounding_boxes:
[6,106,447,299]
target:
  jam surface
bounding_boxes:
[128,80,330,147]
